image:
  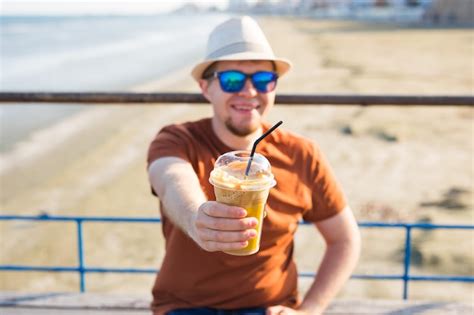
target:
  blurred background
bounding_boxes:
[0,0,473,303]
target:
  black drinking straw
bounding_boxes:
[245,120,283,176]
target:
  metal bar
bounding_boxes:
[0,92,473,106]
[2,215,473,229]
[403,226,412,300]
[351,274,474,282]
[359,222,474,229]
[0,265,79,272]
[1,266,471,283]
[282,273,474,282]
[405,223,474,230]
[300,273,405,280]
[409,275,474,282]
[0,214,162,223]
[0,92,207,104]
[76,219,86,293]
[276,94,474,106]
[0,265,158,274]
[85,267,158,273]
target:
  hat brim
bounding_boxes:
[191,52,292,82]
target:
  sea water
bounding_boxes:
[0,13,230,152]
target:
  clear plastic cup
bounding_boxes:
[209,151,276,256]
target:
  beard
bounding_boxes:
[225,118,259,137]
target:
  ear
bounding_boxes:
[199,79,212,102]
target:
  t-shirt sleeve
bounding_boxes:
[302,143,347,222]
[146,124,194,197]
[147,124,192,169]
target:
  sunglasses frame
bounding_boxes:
[206,70,278,94]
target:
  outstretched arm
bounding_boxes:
[148,157,257,252]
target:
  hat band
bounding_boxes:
[207,42,274,60]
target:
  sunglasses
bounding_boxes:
[205,70,278,93]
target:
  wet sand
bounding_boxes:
[0,17,473,301]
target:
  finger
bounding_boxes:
[199,228,257,242]
[266,306,286,315]
[202,240,248,252]
[202,202,247,218]
[197,216,258,231]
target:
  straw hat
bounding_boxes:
[191,16,292,81]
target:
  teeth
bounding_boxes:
[233,105,256,110]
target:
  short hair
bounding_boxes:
[202,62,218,80]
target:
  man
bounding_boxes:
[147,16,360,315]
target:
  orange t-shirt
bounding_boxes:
[147,118,346,314]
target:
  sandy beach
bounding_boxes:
[1,16,473,301]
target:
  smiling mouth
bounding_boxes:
[231,104,260,112]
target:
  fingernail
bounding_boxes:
[248,229,257,238]
[239,209,247,217]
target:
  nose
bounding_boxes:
[237,78,258,98]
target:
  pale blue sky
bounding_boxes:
[1,0,231,15]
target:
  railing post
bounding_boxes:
[76,219,86,292]
[403,225,412,300]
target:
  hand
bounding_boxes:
[266,306,314,315]
[189,201,258,252]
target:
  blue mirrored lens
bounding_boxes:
[216,70,277,93]
[252,71,277,92]
[218,71,246,93]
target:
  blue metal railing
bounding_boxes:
[0,214,473,299]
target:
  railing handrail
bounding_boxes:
[1,214,473,300]
[0,214,473,229]
[0,92,473,106]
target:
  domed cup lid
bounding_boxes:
[209,150,276,191]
